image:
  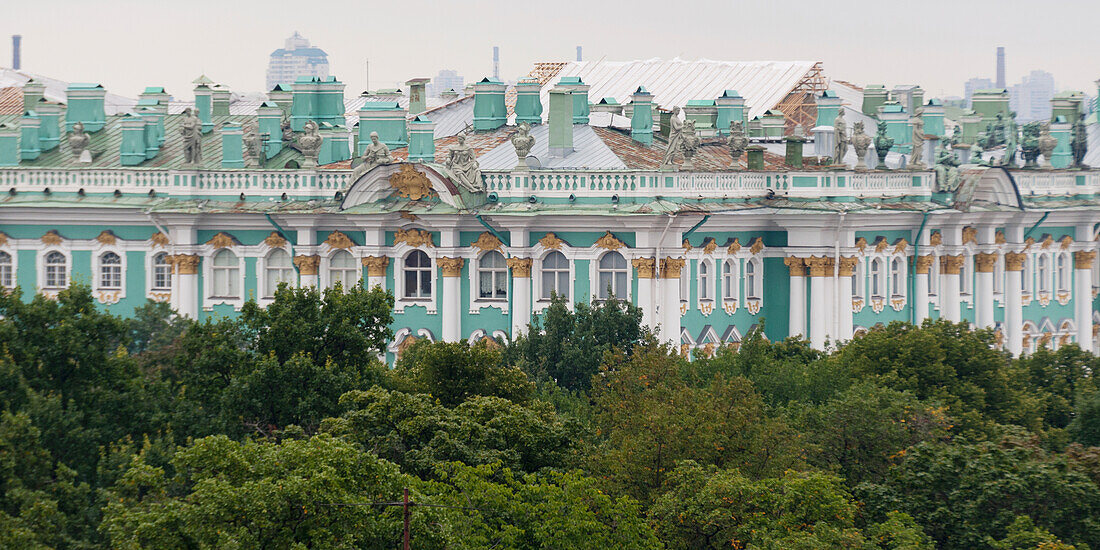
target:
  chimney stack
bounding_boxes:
[996,47,1006,89]
[548,86,573,157]
[406,78,430,115]
[11,35,20,70]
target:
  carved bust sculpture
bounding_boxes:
[361,131,395,171]
[180,108,202,166]
[68,121,90,158]
[833,109,848,164]
[1038,121,1057,168]
[1072,114,1088,168]
[297,120,323,167]
[727,120,748,169]
[446,135,484,192]
[511,122,535,166]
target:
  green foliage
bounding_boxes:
[988,516,1078,550]
[506,295,645,392]
[397,340,533,406]
[125,300,186,356]
[1069,391,1100,447]
[1014,345,1099,435]
[698,328,838,407]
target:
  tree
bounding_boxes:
[125,300,186,356]
[506,295,645,392]
[988,516,1078,550]
[397,340,533,407]
[1069,391,1100,447]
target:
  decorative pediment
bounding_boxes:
[727,238,741,254]
[41,230,63,245]
[264,231,288,248]
[325,230,355,250]
[205,232,238,249]
[595,231,626,251]
[1039,234,1054,249]
[150,231,170,248]
[538,233,566,250]
[1024,236,1036,250]
[394,228,434,248]
[471,232,503,253]
[389,163,437,201]
[94,230,117,245]
[342,163,472,211]
[748,237,765,255]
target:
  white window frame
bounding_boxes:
[1055,252,1071,294]
[204,247,245,309]
[324,249,360,291]
[259,247,295,300]
[698,258,714,303]
[1022,254,1033,294]
[870,257,885,298]
[394,246,437,314]
[96,250,124,290]
[1037,253,1051,294]
[890,256,907,299]
[0,248,15,290]
[993,252,1004,297]
[721,258,739,303]
[679,260,690,304]
[38,248,70,293]
[537,249,572,304]
[744,257,762,301]
[594,251,630,301]
[852,258,865,300]
[472,250,509,308]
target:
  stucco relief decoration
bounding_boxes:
[389,163,436,201]
[595,231,626,251]
[975,253,998,273]
[264,231,288,248]
[929,231,943,246]
[855,237,868,254]
[891,297,906,312]
[1039,332,1052,349]
[893,238,908,255]
[749,237,765,255]
[631,257,656,279]
[1023,237,1036,251]
[1038,293,1051,307]
[206,232,237,249]
[438,257,465,277]
[701,238,718,254]
[400,211,419,222]
[871,297,886,314]
[660,257,686,278]
[538,233,565,250]
[874,237,889,253]
[96,290,122,306]
[727,238,741,254]
[700,302,714,316]
[41,230,63,245]
[362,256,390,277]
[1040,235,1054,250]
[396,335,419,357]
[150,232,170,248]
[993,328,1004,350]
[852,297,865,313]
[471,232,503,253]
[0,232,8,246]
[96,230,117,246]
[506,257,533,278]
[1058,334,1071,348]
[722,300,738,315]
[995,231,1006,245]
[680,302,689,316]
[1059,235,1073,250]
[325,231,355,250]
[174,254,200,275]
[746,300,762,315]
[293,255,321,275]
[1056,292,1071,306]
[962,227,977,245]
[394,228,434,248]
[784,256,805,277]
[681,239,692,252]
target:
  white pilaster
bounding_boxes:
[1005,252,1024,355]
[807,256,828,349]
[659,257,684,345]
[975,253,996,329]
[915,255,931,324]
[176,256,199,319]
[940,255,962,322]
[786,257,806,338]
[1075,251,1096,353]
[440,257,463,342]
[837,257,855,341]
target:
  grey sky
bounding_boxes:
[3,0,1098,101]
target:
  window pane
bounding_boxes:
[556,271,569,299]
[405,270,418,297]
[598,272,612,299]
[615,272,627,297]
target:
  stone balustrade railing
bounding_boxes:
[1010,171,1100,197]
[0,168,354,199]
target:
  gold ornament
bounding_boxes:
[389,163,436,201]
[1074,250,1097,269]
[595,231,626,251]
[855,237,868,253]
[915,255,934,274]
[1059,235,1073,250]
[783,256,805,276]
[893,238,908,254]
[632,257,657,278]
[471,232,503,253]
[929,231,943,246]
[41,230,63,245]
[325,230,355,250]
[95,230,117,245]
[701,238,718,254]
[727,238,742,254]
[805,256,831,277]
[264,231,288,248]
[438,257,465,277]
[749,237,765,255]
[150,231,170,248]
[361,256,390,277]
[174,254,200,275]
[538,233,566,250]
[939,254,964,275]
[506,257,533,278]
[293,255,321,275]
[1004,252,1026,271]
[394,228,434,248]
[962,226,977,245]
[838,256,859,277]
[995,230,1006,244]
[660,257,685,278]
[206,232,237,249]
[975,252,998,273]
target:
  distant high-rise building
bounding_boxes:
[996,46,1006,89]
[265,32,330,91]
[427,69,464,98]
[964,77,994,107]
[1009,70,1055,122]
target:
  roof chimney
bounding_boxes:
[407,116,435,163]
[119,114,146,166]
[220,122,244,168]
[472,77,506,131]
[19,112,40,161]
[11,35,20,70]
[65,83,106,133]
[548,86,573,157]
[630,86,653,144]
[557,76,589,125]
[514,79,543,125]
[357,101,407,152]
[0,124,18,166]
[406,78,430,115]
[211,84,231,116]
[193,83,213,134]
[22,79,44,112]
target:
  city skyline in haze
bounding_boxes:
[3,0,1098,102]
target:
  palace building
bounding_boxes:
[0,59,1097,362]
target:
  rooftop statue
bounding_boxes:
[832,109,848,165]
[873,120,893,170]
[297,120,322,168]
[951,125,962,146]
[988,113,1005,148]
[243,122,261,167]
[680,119,700,170]
[180,108,202,166]
[68,121,90,160]
[851,121,872,171]
[909,109,926,170]
[934,140,960,192]
[446,135,484,192]
[727,120,748,169]
[1038,121,1057,169]
[1020,122,1041,169]
[971,140,985,165]
[1005,111,1019,166]
[1072,113,1089,168]
[361,131,395,172]
[510,122,535,168]
[661,106,684,168]
[281,114,295,148]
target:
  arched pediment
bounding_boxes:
[341,162,479,210]
[956,167,1022,211]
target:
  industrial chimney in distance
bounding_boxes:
[12,35,21,70]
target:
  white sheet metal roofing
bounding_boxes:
[0,68,136,115]
[538,58,819,121]
[477,124,627,170]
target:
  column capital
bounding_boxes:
[361,255,390,277]
[172,254,200,275]
[1004,251,1027,271]
[783,256,806,276]
[293,254,321,275]
[1074,250,1097,269]
[915,254,935,274]
[838,256,859,277]
[506,257,533,278]
[659,257,685,279]
[632,257,657,279]
[975,252,998,273]
[805,256,830,277]
[439,257,465,277]
[940,254,964,275]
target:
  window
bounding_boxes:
[403,250,432,299]
[1037,254,1050,293]
[722,260,737,300]
[328,250,358,290]
[699,261,712,301]
[870,258,884,298]
[264,249,294,297]
[959,256,971,295]
[541,251,569,300]
[890,257,904,296]
[99,252,122,289]
[478,251,507,299]
[44,251,67,289]
[0,251,11,288]
[1056,253,1070,293]
[993,255,1004,295]
[211,249,239,298]
[852,260,864,299]
[596,251,628,300]
[152,252,171,291]
[1022,256,1032,293]
[680,263,689,303]
[745,258,761,300]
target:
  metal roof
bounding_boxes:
[538,58,819,120]
[0,68,136,115]
[478,124,626,170]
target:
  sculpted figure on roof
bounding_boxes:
[68,121,90,159]
[934,140,959,191]
[361,131,395,172]
[680,119,700,170]
[909,109,926,170]
[832,110,848,165]
[661,106,684,168]
[727,121,748,169]
[1038,121,1057,168]
[873,120,893,170]
[1072,113,1088,168]
[851,121,872,171]
[180,108,202,166]
[297,121,323,167]
[446,135,484,192]
[243,122,261,167]
[511,122,535,168]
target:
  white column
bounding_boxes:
[294,255,320,288]
[659,257,684,345]
[439,257,463,342]
[363,256,388,290]
[507,258,532,338]
[785,257,806,338]
[1005,252,1024,355]
[914,255,931,324]
[940,255,962,322]
[1075,251,1096,353]
[632,258,658,333]
[975,252,996,329]
[823,258,836,343]
[175,254,199,319]
[807,256,828,349]
[837,257,855,341]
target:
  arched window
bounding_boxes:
[264,249,294,297]
[1056,253,1070,293]
[44,251,67,289]
[478,251,507,299]
[699,261,712,301]
[722,259,737,301]
[1022,255,1032,293]
[596,251,627,300]
[0,251,12,288]
[152,252,171,291]
[541,251,569,300]
[745,258,761,300]
[959,256,971,295]
[328,250,358,290]
[1037,254,1050,293]
[211,249,240,298]
[99,252,122,289]
[870,258,884,298]
[890,257,904,296]
[404,250,432,299]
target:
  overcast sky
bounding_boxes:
[3,0,1098,101]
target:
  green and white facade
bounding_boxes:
[0,66,1098,361]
